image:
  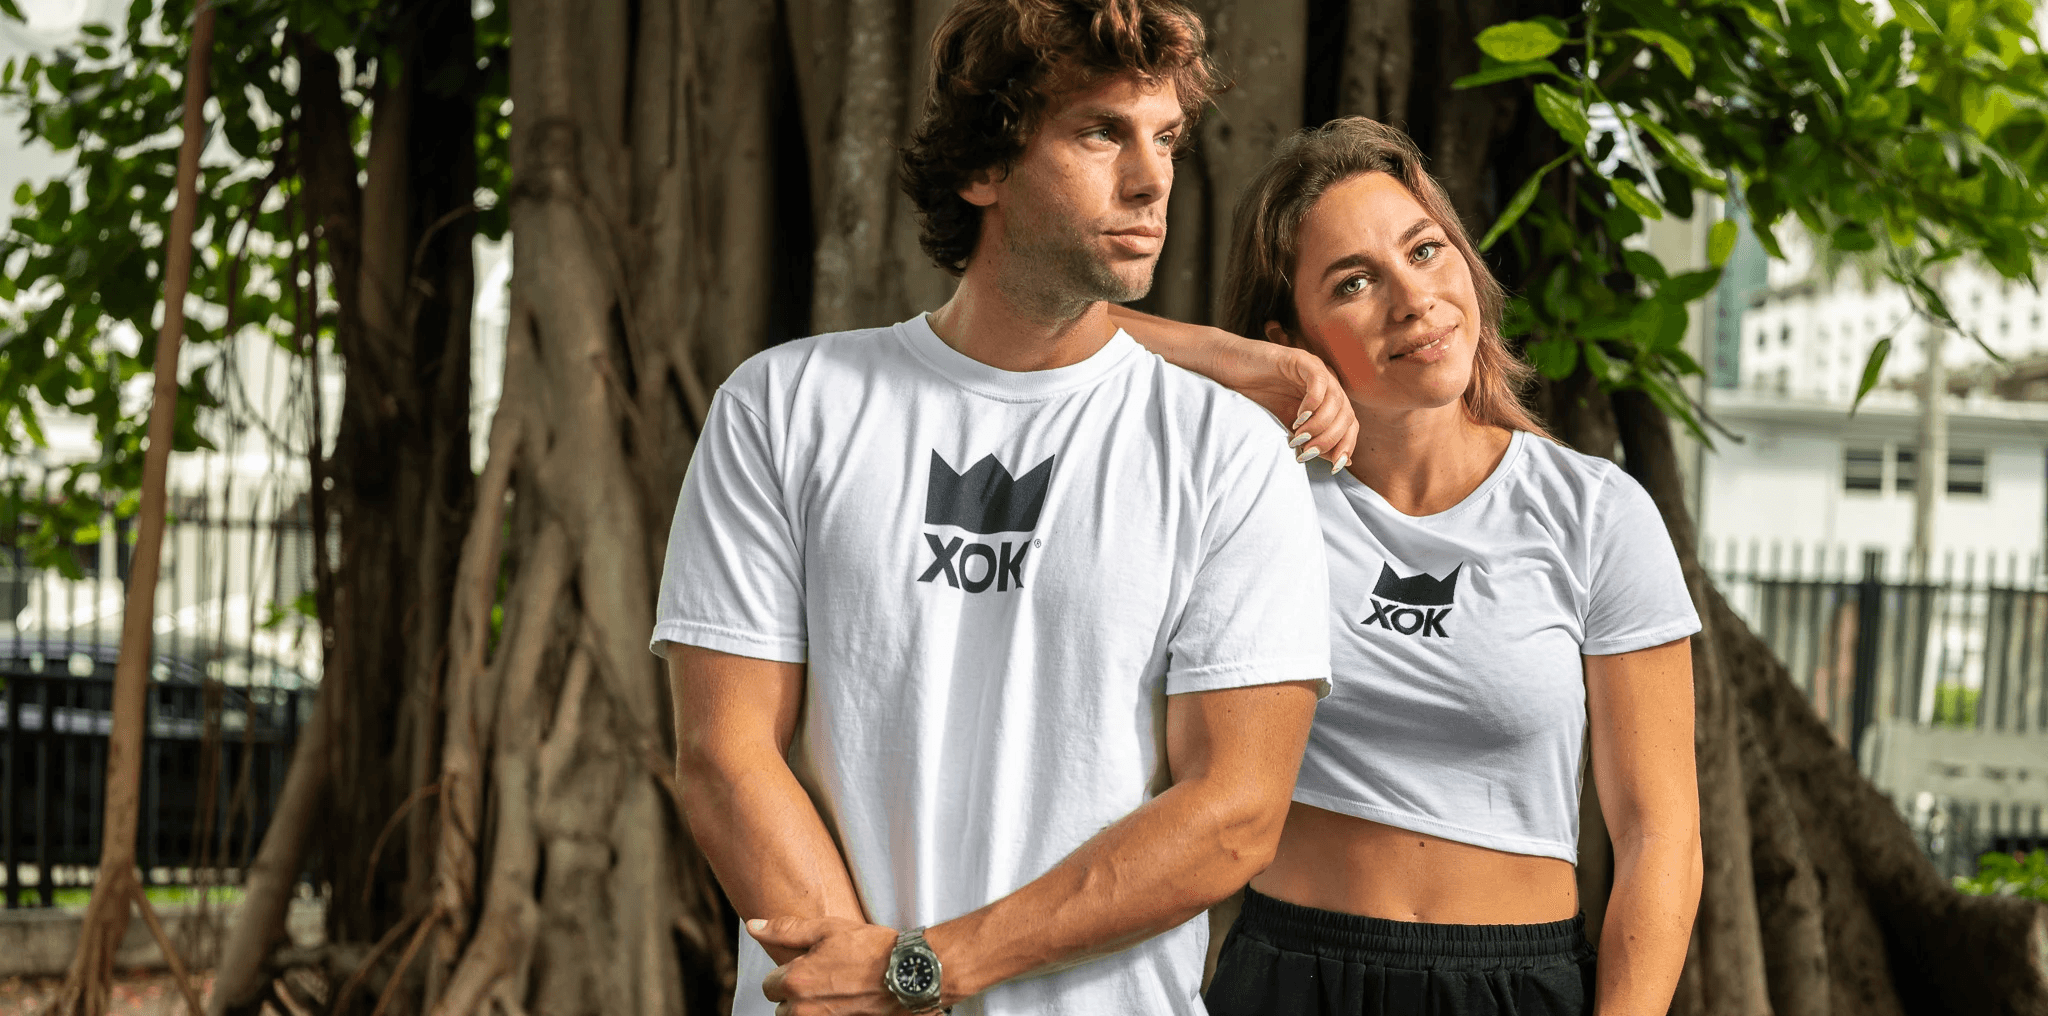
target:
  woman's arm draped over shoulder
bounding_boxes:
[1106,305,1357,470]
[1586,638,1702,1016]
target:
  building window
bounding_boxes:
[1844,448,1885,491]
[1948,450,1987,495]
[1896,446,1917,493]
[1755,330,1767,349]
[1780,326,1792,345]
[1775,367,1789,394]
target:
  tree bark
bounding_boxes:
[59,8,216,1016]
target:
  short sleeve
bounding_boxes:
[1166,428,1333,697]
[650,388,807,663]
[1579,470,1701,656]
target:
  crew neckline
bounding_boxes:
[1336,429,1530,525]
[896,312,1141,401]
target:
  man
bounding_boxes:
[654,2,1330,1013]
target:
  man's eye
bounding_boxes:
[1155,132,1177,148]
[1086,127,1114,142]
[1338,275,1368,296]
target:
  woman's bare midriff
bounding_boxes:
[1249,802,1580,925]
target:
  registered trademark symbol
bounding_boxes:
[1033,539,1042,548]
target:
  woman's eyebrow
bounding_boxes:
[1318,251,1373,281]
[1317,218,1444,281]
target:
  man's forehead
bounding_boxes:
[1044,72,1182,124]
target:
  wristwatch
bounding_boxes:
[882,927,946,1013]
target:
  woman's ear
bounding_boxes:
[1263,320,1295,347]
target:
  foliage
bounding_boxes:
[0,0,510,575]
[1932,681,1981,727]
[1954,849,2048,901]
[1464,0,2048,433]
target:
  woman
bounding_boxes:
[1107,118,1702,1016]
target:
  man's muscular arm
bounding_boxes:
[668,643,865,965]
[753,679,1320,1014]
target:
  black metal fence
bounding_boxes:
[0,489,320,907]
[1706,541,2048,875]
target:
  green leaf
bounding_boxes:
[1622,28,1695,79]
[78,22,110,38]
[11,182,27,207]
[1477,21,1566,62]
[1610,177,1664,220]
[1479,150,1573,251]
[1833,222,1878,252]
[1524,336,1580,380]
[1623,249,1668,281]
[1660,268,1723,304]
[1708,220,1738,267]
[1851,337,1892,415]
[0,0,22,21]
[1628,114,1721,193]
[1453,59,1565,89]
[1533,83,1591,147]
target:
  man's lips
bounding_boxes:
[1389,324,1456,361]
[1105,226,1164,254]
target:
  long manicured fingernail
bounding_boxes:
[1331,455,1349,474]
[747,919,766,933]
[1292,410,1312,428]
[1296,446,1320,463]
[1288,431,1312,449]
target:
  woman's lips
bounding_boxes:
[1389,325,1455,364]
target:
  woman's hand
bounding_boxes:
[1210,338,1358,474]
[1106,305,1358,473]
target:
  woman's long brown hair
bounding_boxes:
[1218,116,1549,437]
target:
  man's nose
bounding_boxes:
[1123,141,1173,203]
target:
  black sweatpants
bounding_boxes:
[1205,888,1597,1016]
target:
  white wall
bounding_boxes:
[1698,390,2048,579]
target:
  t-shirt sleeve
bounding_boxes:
[1165,426,1333,697]
[1579,469,1702,656]
[649,387,807,663]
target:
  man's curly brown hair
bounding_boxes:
[900,0,1221,276]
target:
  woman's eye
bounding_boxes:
[1413,242,1442,263]
[1338,275,1368,296]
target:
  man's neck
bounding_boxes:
[926,264,1119,373]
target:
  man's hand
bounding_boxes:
[751,917,907,1016]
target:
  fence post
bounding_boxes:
[1851,551,1886,763]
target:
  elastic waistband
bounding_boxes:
[1236,888,1591,967]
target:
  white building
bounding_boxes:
[1698,229,2048,579]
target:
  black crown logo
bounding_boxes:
[925,451,1055,534]
[1372,563,1461,607]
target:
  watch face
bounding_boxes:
[894,953,936,995]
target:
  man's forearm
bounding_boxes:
[679,750,865,959]
[924,776,1279,1003]
[1595,831,1702,1016]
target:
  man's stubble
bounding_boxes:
[996,195,1161,318]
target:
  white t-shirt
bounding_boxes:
[1293,430,1699,863]
[652,315,1330,1016]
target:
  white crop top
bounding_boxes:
[1292,430,1701,862]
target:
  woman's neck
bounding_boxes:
[1347,402,1514,517]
